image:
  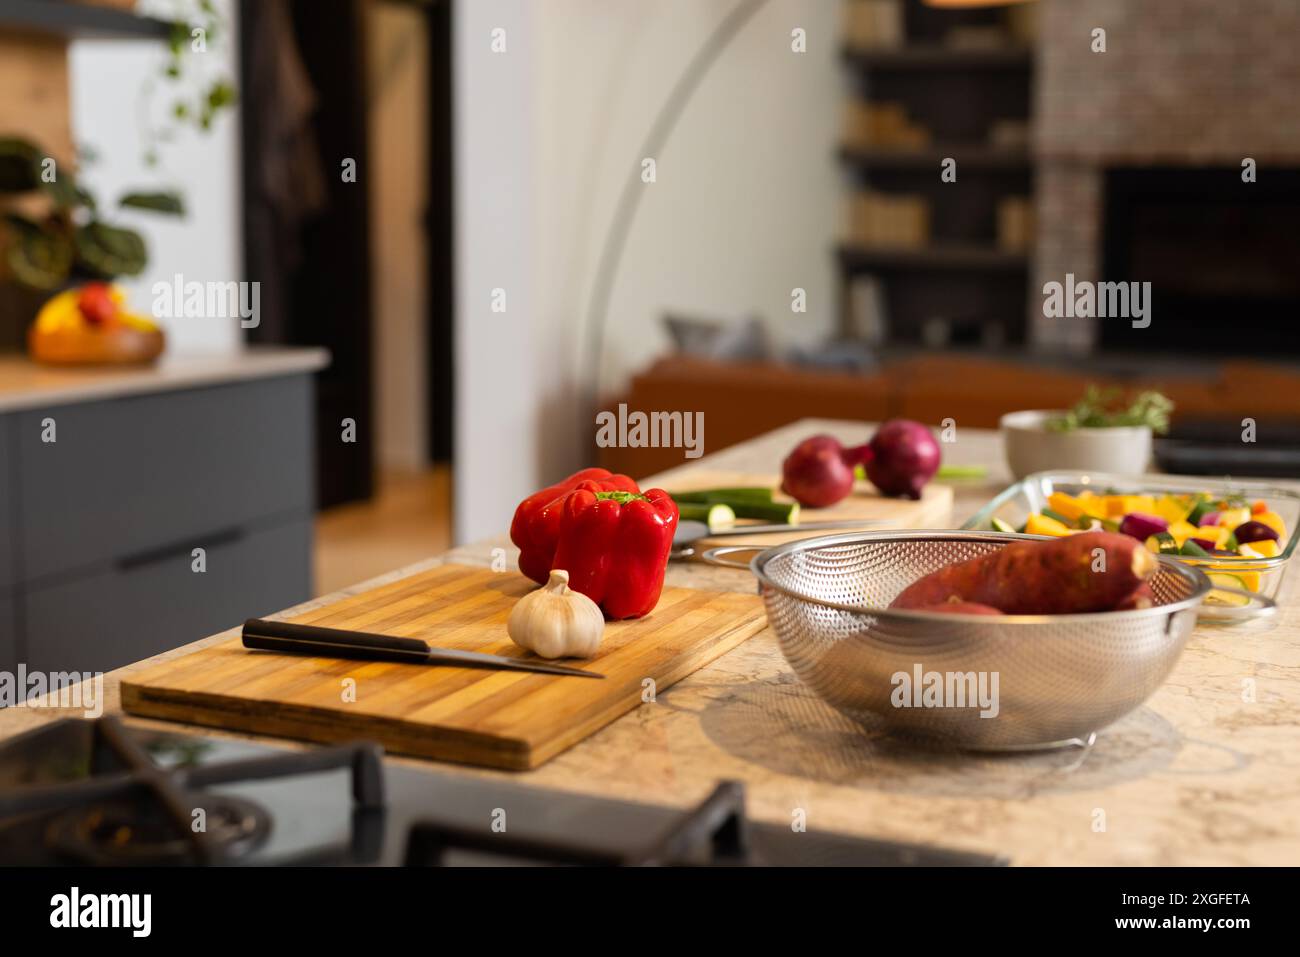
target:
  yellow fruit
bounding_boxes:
[1047,492,1086,521]
[1167,520,1199,545]
[1025,513,1073,537]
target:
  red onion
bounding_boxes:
[863,419,941,500]
[1118,512,1169,541]
[1234,520,1280,544]
[780,435,869,508]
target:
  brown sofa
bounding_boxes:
[596,353,1300,477]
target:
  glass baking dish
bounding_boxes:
[961,471,1300,601]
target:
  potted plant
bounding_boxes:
[0,135,185,354]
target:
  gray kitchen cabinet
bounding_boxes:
[0,352,324,679]
[22,518,311,675]
[0,414,15,589]
[16,375,311,583]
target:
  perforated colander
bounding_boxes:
[707,530,1273,750]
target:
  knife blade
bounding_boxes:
[242,618,603,679]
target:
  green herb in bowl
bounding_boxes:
[1046,386,1173,435]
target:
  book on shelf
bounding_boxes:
[842,0,904,51]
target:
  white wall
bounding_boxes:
[454,0,538,543]
[454,0,840,543]
[68,0,242,355]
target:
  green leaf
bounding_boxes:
[118,191,185,215]
[168,21,187,56]
[2,215,74,290]
[37,163,81,212]
[0,137,43,193]
[74,221,148,278]
[207,80,237,109]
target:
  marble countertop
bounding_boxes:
[4,418,1299,865]
[0,346,330,413]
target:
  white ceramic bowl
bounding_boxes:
[1000,410,1152,480]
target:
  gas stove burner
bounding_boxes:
[46,792,272,866]
[0,716,385,866]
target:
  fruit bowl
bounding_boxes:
[26,284,165,366]
[29,322,164,365]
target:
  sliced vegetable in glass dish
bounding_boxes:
[962,470,1300,603]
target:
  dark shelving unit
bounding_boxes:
[838,242,1028,274]
[841,44,1032,71]
[0,0,172,40]
[839,143,1030,171]
[837,0,1036,347]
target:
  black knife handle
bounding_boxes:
[242,618,430,664]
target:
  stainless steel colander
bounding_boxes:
[707,530,1274,750]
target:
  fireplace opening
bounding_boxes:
[1100,167,1300,355]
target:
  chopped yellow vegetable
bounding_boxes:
[1047,491,1086,521]
[1105,494,1155,517]
[1153,495,1191,524]
[1206,573,1254,604]
[1024,513,1073,537]
[1167,520,1199,545]
[1240,538,1280,558]
[1253,511,1286,537]
[1216,507,1251,530]
[1076,490,1106,514]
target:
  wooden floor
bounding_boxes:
[313,466,452,596]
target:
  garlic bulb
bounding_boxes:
[507,569,605,659]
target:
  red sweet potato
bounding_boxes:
[890,531,1157,614]
[1114,583,1156,610]
[915,601,1003,616]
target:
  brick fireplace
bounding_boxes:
[1031,0,1300,353]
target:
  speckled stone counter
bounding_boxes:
[4,419,1298,865]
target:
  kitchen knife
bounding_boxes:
[242,618,603,679]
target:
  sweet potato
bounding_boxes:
[914,601,1003,616]
[1114,583,1156,610]
[890,531,1157,614]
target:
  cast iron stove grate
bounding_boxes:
[0,716,383,865]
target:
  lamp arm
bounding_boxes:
[579,0,771,448]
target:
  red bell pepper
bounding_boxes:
[550,487,679,620]
[510,468,640,585]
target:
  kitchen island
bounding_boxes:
[3,419,1298,865]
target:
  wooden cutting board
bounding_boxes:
[121,563,766,770]
[663,469,953,550]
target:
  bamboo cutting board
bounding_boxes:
[664,469,953,550]
[121,563,766,770]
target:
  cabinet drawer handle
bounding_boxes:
[116,527,245,571]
